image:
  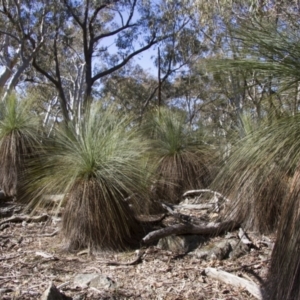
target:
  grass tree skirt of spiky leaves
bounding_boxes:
[154,151,212,204]
[144,107,215,204]
[62,178,140,251]
[0,95,40,199]
[264,165,300,300]
[211,113,300,234]
[25,105,150,251]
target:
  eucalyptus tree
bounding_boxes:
[0,0,53,99]
[100,64,160,116]
[28,0,195,123]
[171,0,300,146]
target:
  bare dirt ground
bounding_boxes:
[0,201,272,300]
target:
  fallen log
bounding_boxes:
[0,214,49,227]
[142,221,238,244]
[183,189,231,202]
[205,267,263,299]
[173,203,215,210]
[135,213,165,224]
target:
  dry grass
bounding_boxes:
[62,178,141,251]
[220,162,288,233]
[154,151,212,204]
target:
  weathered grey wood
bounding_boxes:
[142,221,238,244]
[205,267,263,299]
[0,214,49,227]
[182,189,231,202]
[173,204,215,210]
[238,228,253,246]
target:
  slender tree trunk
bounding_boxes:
[158,47,162,108]
[2,60,30,101]
[0,67,13,89]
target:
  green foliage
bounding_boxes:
[144,107,215,204]
[0,95,40,197]
[25,105,150,250]
[213,112,299,233]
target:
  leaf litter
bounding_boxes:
[0,200,273,300]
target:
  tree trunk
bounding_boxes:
[264,166,300,300]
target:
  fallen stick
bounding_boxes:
[160,202,191,222]
[135,213,165,224]
[0,214,49,226]
[142,221,238,244]
[238,228,253,246]
[173,203,215,210]
[205,267,263,299]
[38,229,59,237]
[183,189,231,202]
[0,254,20,261]
[25,229,60,238]
[0,288,14,294]
[97,250,145,266]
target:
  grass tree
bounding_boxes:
[0,95,41,198]
[213,114,290,233]
[250,114,300,300]
[266,160,300,300]
[144,107,215,204]
[220,113,300,299]
[25,105,150,251]
[207,18,300,299]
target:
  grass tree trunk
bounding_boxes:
[0,134,27,197]
[264,165,300,300]
[62,178,140,251]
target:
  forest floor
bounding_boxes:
[0,200,273,300]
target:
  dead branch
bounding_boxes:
[204,267,263,299]
[57,281,70,289]
[97,250,145,266]
[35,251,59,260]
[160,202,191,223]
[0,254,20,261]
[173,203,215,210]
[225,259,270,273]
[135,213,165,224]
[24,229,60,238]
[142,221,238,244]
[0,288,14,293]
[38,229,59,237]
[0,214,49,227]
[183,189,231,202]
[238,228,253,246]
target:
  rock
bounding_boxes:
[190,238,251,260]
[74,273,99,288]
[40,282,72,300]
[90,275,117,290]
[73,273,117,290]
[191,239,232,260]
[157,234,206,253]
